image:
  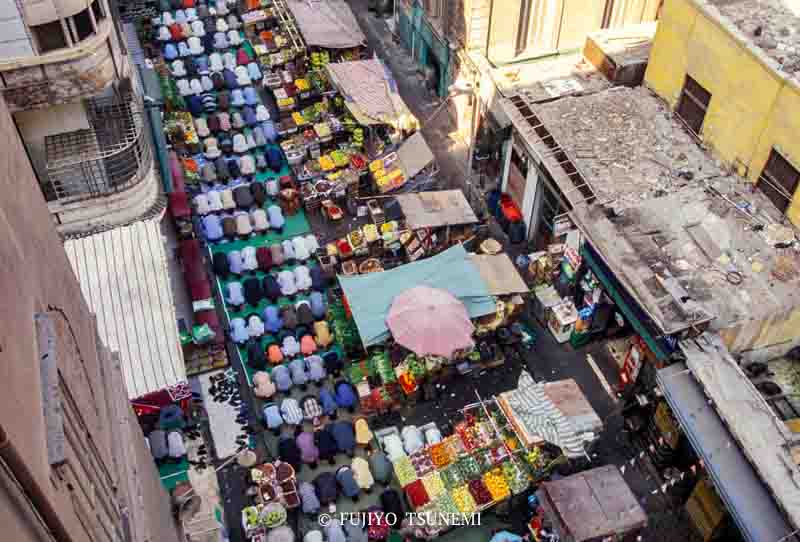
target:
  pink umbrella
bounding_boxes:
[386,286,475,358]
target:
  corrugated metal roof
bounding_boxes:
[65,219,186,399]
[658,362,796,542]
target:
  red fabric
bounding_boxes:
[403,479,430,508]
[182,0,195,7]
[169,191,191,219]
[180,239,207,285]
[256,246,273,271]
[499,194,522,223]
[169,151,186,192]
[236,48,250,65]
[188,278,212,301]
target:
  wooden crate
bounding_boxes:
[686,479,726,541]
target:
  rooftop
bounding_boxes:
[704,0,800,80]
[679,333,800,532]
[65,218,186,399]
[509,86,800,335]
[491,52,613,102]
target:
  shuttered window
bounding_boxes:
[758,149,800,214]
[676,76,711,136]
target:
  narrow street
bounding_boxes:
[345,5,699,540]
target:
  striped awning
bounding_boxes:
[501,371,585,457]
[65,219,186,399]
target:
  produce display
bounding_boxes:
[482,468,511,501]
[411,450,435,477]
[393,455,417,486]
[456,455,481,481]
[451,485,477,514]
[440,463,466,489]
[404,479,430,508]
[421,472,446,499]
[390,405,533,516]
[467,479,493,506]
[501,460,530,494]
[428,442,452,468]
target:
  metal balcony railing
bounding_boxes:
[43,90,152,203]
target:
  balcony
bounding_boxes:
[40,90,163,233]
[0,19,124,112]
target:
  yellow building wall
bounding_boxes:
[644,0,800,227]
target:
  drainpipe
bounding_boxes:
[0,425,73,542]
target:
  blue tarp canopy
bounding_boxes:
[338,244,496,346]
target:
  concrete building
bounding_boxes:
[645,0,800,226]
[0,93,180,542]
[503,83,800,540]
[0,0,162,233]
[396,0,662,96]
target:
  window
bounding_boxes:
[758,149,800,214]
[32,21,68,54]
[73,7,95,42]
[91,0,105,22]
[516,0,533,55]
[676,76,711,135]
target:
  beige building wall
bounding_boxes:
[0,92,180,542]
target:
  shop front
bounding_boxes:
[497,132,569,247]
[397,1,452,98]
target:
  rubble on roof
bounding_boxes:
[707,0,800,78]
[492,53,612,102]
[532,86,726,211]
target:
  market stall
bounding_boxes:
[376,398,532,531]
[394,189,478,257]
[497,371,598,459]
[531,465,647,541]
